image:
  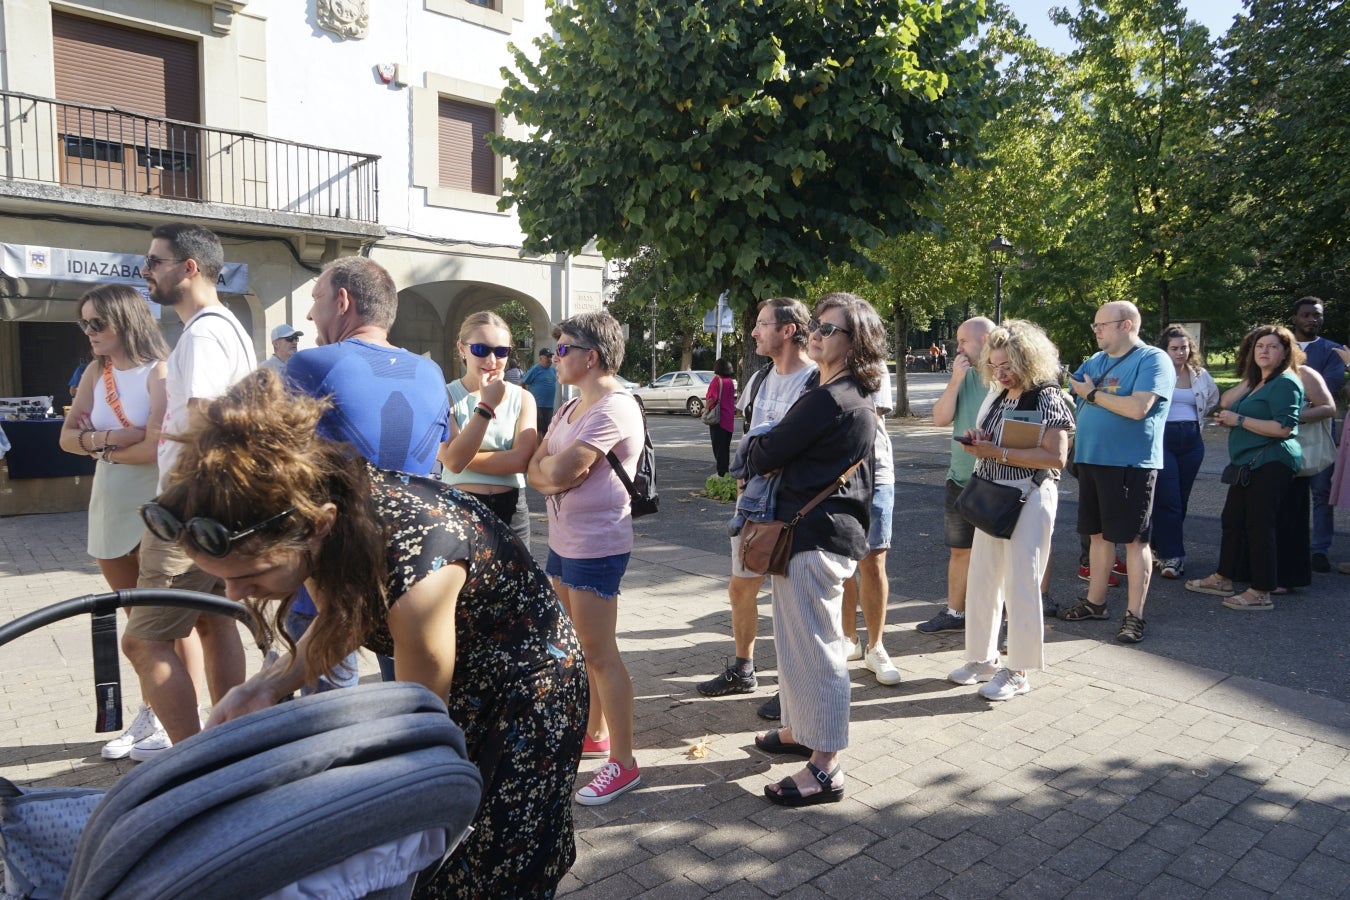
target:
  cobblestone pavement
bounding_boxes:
[1,395,1347,897]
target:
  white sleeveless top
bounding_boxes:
[89,361,155,430]
[440,380,527,489]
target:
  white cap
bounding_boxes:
[271,324,303,342]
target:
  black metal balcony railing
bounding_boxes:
[0,91,379,223]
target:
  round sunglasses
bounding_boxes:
[467,343,511,359]
[141,502,297,558]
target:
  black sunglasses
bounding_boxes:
[140,503,298,558]
[556,343,593,358]
[467,343,511,359]
[79,317,108,334]
[807,319,852,338]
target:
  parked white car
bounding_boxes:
[632,370,729,416]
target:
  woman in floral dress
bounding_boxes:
[147,370,587,898]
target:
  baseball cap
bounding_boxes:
[271,324,303,342]
[539,348,553,357]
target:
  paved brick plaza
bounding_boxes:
[1,408,1346,898]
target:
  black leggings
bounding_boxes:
[709,425,732,477]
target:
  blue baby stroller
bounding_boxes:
[0,589,482,899]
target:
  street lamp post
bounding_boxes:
[650,297,658,383]
[986,232,1015,325]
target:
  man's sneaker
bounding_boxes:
[979,668,1031,701]
[916,610,965,634]
[843,636,863,661]
[1077,565,1120,587]
[1312,553,1332,573]
[101,703,160,760]
[1042,593,1059,618]
[947,660,998,685]
[863,644,902,686]
[696,661,757,697]
[582,734,610,759]
[575,760,641,806]
[1158,558,1184,579]
[127,726,172,762]
[757,693,781,720]
[1112,557,1127,576]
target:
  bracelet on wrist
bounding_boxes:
[101,445,119,463]
[78,429,95,453]
[476,399,497,417]
[473,405,494,421]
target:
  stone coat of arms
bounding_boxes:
[317,0,369,40]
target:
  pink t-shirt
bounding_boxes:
[544,390,644,559]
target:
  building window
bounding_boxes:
[425,0,524,34]
[437,98,496,195]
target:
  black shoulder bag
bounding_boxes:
[955,384,1053,539]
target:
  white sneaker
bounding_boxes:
[128,726,173,762]
[863,644,902,685]
[979,668,1031,701]
[947,660,999,685]
[101,704,159,760]
[843,637,863,661]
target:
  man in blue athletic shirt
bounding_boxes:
[285,256,451,685]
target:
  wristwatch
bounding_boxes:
[1086,388,1099,405]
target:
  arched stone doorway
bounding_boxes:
[388,280,551,379]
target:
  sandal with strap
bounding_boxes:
[764,761,845,807]
[1223,590,1274,611]
[1184,574,1234,596]
[1116,611,1146,644]
[754,729,812,758]
[1058,600,1108,621]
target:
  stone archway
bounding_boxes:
[388,280,551,379]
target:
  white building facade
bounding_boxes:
[0,0,605,400]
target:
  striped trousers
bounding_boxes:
[769,549,856,753]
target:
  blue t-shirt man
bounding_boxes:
[287,338,450,475]
[521,350,559,435]
[1073,343,1175,469]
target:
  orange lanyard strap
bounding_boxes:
[101,361,134,429]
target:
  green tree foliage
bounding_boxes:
[1213,0,1350,332]
[495,0,997,321]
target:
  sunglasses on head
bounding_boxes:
[140,502,298,558]
[555,343,592,358]
[467,343,511,359]
[79,317,108,334]
[807,319,852,338]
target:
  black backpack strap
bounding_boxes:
[741,362,774,434]
[604,394,643,499]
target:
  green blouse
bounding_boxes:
[1228,370,1304,472]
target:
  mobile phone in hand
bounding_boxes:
[954,435,975,445]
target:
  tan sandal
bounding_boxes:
[1184,574,1233,596]
[1223,590,1274,611]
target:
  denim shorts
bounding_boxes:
[545,549,630,600]
[868,482,895,550]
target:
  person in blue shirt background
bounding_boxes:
[522,347,559,436]
[1289,296,1346,573]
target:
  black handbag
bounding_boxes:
[955,474,1028,539]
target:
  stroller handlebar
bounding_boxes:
[0,588,266,651]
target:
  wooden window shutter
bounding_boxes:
[438,98,496,194]
[52,13,200,123]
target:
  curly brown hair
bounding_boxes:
[156,369,388,686]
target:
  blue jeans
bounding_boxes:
[1310,419,1340,554]
[1150,420,1205,560]
[283,609,360,693]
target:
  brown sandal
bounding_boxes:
[1184,574,1233,597]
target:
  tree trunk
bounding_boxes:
[894,302,911,418]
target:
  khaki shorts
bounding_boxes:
[127,528,226,641]
[729,532,771,582]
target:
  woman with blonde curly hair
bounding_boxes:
[947,320,1074,700]
[148,369,587,898]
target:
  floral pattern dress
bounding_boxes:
[362,464,587,899]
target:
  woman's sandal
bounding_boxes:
[1223,590,1274,611]
[764,761,845,807]
[1184,574,1234,597]
[1116,611,1146,644]
[754,729,813,758]
[1058,600,1108,621]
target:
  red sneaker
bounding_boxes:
[1112,557,1127,576]
[1077,565,1120,587]
[575,759,641,806]
[581,734,610,759]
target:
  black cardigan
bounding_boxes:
[745,375,876,561]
